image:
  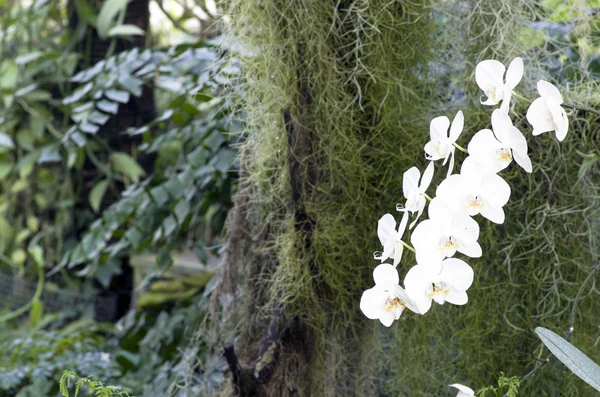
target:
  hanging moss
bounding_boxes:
[201,0,600,395]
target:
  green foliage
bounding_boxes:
[0,319,116,396]
[60,370,129,397]
[58,42,237,284]
[477,373,520,397]
[536,327,600,392]
[0,1,234,396]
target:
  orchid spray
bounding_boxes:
[359,57,577,393]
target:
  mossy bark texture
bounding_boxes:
[212,1,600,396]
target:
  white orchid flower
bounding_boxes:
[468,109,532,174]
[450,383,475,397]
[526,79,569,141]
[410,197,481,265]
[424,111,464,177]
[360,264,419,326]
[397,161,434,229]
[436,157,511,224]
[404,257,474,315]
[475,57,523,113]
[375,212,409,267]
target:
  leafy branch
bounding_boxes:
[59,370,129,397]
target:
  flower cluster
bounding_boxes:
[361,57,568,327]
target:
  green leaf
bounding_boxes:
[577,152,600,182]
[108,24,145,37]
[0,133,14,149]
[28,245,44,267]
[11,249,27,266]
[97,0,130,39]
[105,89,130,103]
[29,298,43,328]
[38,146,61,163]
[97,99,119,114]
[0,61,18,90]
[0,162,12,180]
[117,74,143,96]
[535,327,600,392]
[63,82,93,105]
[89,179,109,213]
[110,152,145,183]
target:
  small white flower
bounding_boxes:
[436,157,511,224]
[404,258,474,314]
[468,109,532,174]
[526,79,569,141]
[360,264,419,326]
[424,111,464,177]
[410,197,481,265]
[475,57,523,113]
[397,162,434,229]
[375,212,409,267]
[450,383,475,397]
[100,352,111,362]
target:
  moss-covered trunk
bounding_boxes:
[214,1,434,395]
[211,1,600,396]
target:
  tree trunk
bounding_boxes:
[212,1,434,395]
[69,0,156,320]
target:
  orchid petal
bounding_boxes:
[447,150,455,178]
[379,311,396,327]
[481,173,511,208]
[449,110,464,142]
[377,214,396,246]
[373,263,400,286]
[424,141,444,161]
[403,167,420,199]
[420,161,435,192]
[475,60,505,93]
[457,241,482,258]
[537,79,563,102]
[450,383,475,397]
[513,147,532,173]
[360,287,384,319]
[430,116,450,141]
[480,203,505,224]
[505,57,523,89]
[491,109,513,144]
[527,97,554,136]
[439,258,474,291]
[445,289,468,305]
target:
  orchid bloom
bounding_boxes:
[436,156,511,224]
[475,57,523,113]
[360,264,419,326]
[424,111,464,177]
[397,161,434,228]
[468,109,532,174]
[526,79,569,141]
[404,258,474,314]
[375,212,409,267]
[410,197,481,265]
[450,384,475,397]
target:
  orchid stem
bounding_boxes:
[562,103,600,117]
[402,241,416,254]
[512,91,531,103]
[423,193,432,201]
[453,142,468,153]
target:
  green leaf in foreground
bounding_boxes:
[110,152,145,183]
[535,327,600,392]
[89,179,110,213]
